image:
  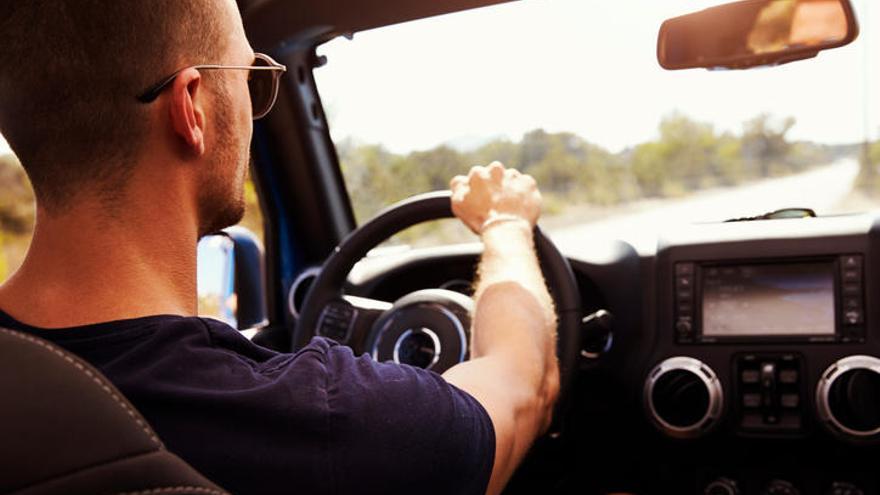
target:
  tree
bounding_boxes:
[741,114,796,177]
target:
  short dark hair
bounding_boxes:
[0,0,228,211]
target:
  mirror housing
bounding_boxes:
[658,0,858,70]
[197,227,268,332]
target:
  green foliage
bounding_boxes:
[0,112,837,278]
[0,154,34,234]
[856,141,880,195]
[341,113,831,231]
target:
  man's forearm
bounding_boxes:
[444,162,559,494]
[471,220,557,401]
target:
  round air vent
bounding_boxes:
[288,267,321,318]
[645,356,724,438]
[817,355,880,440]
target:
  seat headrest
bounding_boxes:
[0,327,227,495]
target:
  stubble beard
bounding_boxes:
[196,88,248,238]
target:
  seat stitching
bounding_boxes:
[0,328,161,447]
[116,487,227,495]
[116,486,228,495]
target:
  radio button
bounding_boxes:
[841,255,863,269]
[843,297,862,310]
[844,309,864,326]
[742,369,760,384]
[779,369,798,384]
[675,263,695,276]
[781,394,800,408]
[743,393,761,408]
[842,283,861,296]
[779,413,802,430]
[842,269,862,283]
[676,318,693,334]
[676,275,694,289]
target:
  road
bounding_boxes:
[548,158,861,254]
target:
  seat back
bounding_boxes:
[0,327,228,495]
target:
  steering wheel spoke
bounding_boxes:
[314,296,392,351]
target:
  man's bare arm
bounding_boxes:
[442,162,559,495]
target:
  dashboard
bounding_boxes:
[294,212,880,495]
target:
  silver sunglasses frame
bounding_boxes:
[137,52,287,120]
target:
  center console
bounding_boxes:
[642,216,880,494]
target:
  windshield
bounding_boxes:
[315,0,880,252]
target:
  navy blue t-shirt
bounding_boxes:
[0,310,495,495]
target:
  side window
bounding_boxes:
[0,135,265,324]
[0,149,34,284]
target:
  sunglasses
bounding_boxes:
[137,53,287,120]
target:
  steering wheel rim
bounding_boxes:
[293,190,582,427]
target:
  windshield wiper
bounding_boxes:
[724,208,817,223]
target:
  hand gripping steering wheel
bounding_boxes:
[293,191,582,427]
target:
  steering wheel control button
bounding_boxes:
[645,357,723,438]
[763,480,800,495]
[817,355,880,440]
[736,354,804,433]
[826,482,865,495]
[705,478,740,495]
[316,301,356,343]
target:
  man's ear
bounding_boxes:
[169,68,206,156]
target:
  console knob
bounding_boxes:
[645,356,724,438]
[826,482,864,495]
[817,356,880,439]
[705,477,739,495]
[580,309,614,359]
[763,479,800,495]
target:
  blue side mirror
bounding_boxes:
[197,227,268,331]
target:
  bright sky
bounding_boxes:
[314,0,880,154]
[0,0,875,158]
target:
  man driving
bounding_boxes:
[0,1,559,494]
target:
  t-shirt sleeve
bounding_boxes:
[323,341,496,495]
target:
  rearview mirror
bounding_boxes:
[658,0,858,70]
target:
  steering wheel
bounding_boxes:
[293,191,582,425]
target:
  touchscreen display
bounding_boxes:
[702,263,835,337]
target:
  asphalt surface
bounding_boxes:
[548,158,861,254]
